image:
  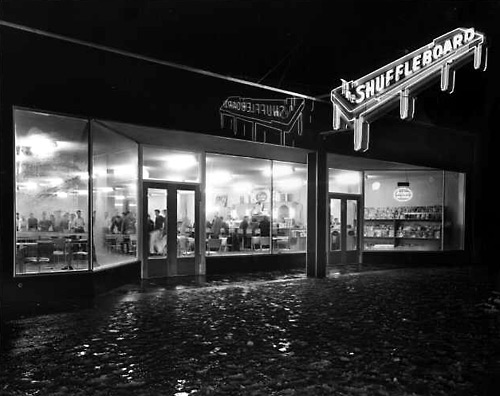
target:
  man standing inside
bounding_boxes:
[150,209,165,255]
[73,210,85,233]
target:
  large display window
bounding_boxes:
[92,122,139,269]
[364,170,446,251]
[15,109,90,274]
[205,154,307,256]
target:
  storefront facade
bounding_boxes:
[0,23,481,307]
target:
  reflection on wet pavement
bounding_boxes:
[1,266,499,395]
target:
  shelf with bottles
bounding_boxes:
[363,206,443,251]
[364,205,442,221]
[395,222,441,240]
[363,222,395,238]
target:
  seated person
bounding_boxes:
[211,216,224,238]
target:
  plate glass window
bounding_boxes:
[15,109,90,274]
[92,122,139,268]
[205,154,307,256]
[364,170,444,251]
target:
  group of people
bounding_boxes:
[207,214,270,238]
[17,209,138,236]
[108,211,137,235]
[206,214,271,251]
[16,210,86,233]
[238,215,270,237]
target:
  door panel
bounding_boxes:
[145,187,168,278]
[329,194,361,266]
[175,188,197,276]
[143,182,199,278]
[345,198,359,263]
[329,199,341,252]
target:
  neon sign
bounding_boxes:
[220,97,305,146]
[330,27,487,152]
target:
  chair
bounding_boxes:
[129,234,138,255]
[114,234,125,254]
[37,240,54,269]
[276,236,290,250]
[251,236,260,250]
[105,234,118,253]
[260,236,271,250]
[22,243,42,273]
[52,238,68,266]
[220,237,228,252]
[206,238,222,254]
[71,239,88,268]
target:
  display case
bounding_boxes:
[364,206,443,251]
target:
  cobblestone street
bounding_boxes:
[1,265,499,395]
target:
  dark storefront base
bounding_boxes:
[362,250,472,267]
[1,261,141,316]
[206,253,306,275]
[1,251,471,318]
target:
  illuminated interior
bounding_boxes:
[92,122,139,269]
[205,154,307,255]
[15,110,91,274]
[13,108,466,277]
[15,110,140,275]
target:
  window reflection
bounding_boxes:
[92,122,138,268]
[15,109,90,274]
[329,169,362,194]
[143,147,200,182]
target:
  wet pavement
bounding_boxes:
[1,264,499,395]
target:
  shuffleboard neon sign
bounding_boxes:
[330,27,487,152]
[220,97,305,146]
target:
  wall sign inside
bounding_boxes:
[393,187,413,202]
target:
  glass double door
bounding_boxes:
[329,194,361,265]
[143,182,200,278]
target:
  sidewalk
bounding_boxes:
[1,264,499,395]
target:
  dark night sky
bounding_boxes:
[1,0,498,93]
[1,0,499,147]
